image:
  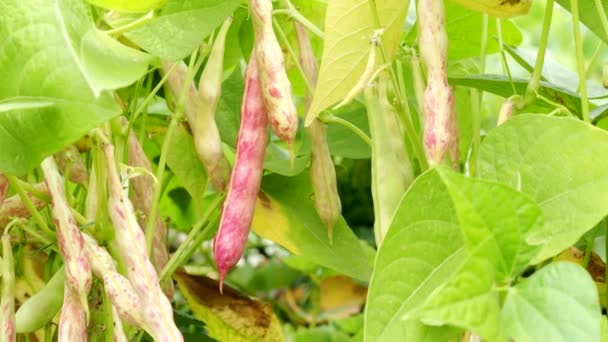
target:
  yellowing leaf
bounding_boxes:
[319,275,367,317]
[304,0,408,125]
[451,0,531,18]
[174,270,284,342]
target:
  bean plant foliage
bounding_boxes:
[2,0,608,341]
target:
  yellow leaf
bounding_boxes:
[304,0,408,125]
[320,275,367,318]
[174,270,284,342]
[451,0,532,19]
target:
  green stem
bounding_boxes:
[593,0,608,39]
[321,115,372,146]
[496,19,517,95]
[159,194,225,282]
[6,175,53,237]
[273,6,324,39]
[583,226,600,267]
[130,63,178,125]
[524,0,553,106]
[368,0,426,171]
[469,14,489,177]
[571,0,591,123]
[272,18,315,93]
[17,179,50,202]
[104,11,154,37]
[146,51,203,255]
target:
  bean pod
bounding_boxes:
[418,0,459,168]
[104,144,183,342]
[250,0,298,145]
[58,287,87,342]
[15,267,65,333]
[295,23,342,242]
[41,157,92,319]
[1,233,15,342]
[214,53,268,290]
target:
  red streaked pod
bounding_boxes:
[213,53,268,291]
[418,0,458,168]
[1,233,15,342]
[423,84,458,168]
[58,287,87,342]
[82,234,146,328]
[127,130,173,297]
[41,157,92,318]
[103,144,183,342]
[250,0,298,145]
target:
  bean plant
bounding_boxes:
[1,0,608,341]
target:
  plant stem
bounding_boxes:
[321,115,372,146]
[496,19,517,95]
[583,226,600,267]
[272,18,315,93]
[159,194,225,282]
[571,0,591,123]
[17,179,50,202]
[273,5,324,39]
[104,11,154,37]
[145,52,202,255]
[368,0,426,171]
[594,0,608,39]
[130,63,178,125]
[469,14,489,177]
[6,175,53,237]
[524,0,553,107]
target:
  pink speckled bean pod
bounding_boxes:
[295,23,342,243]
[111,306,128,342]
[250,0,298,145]
[126,129,173,298]
[58,287,87,342]
[418,0,459,168]
[213,53,268,291]
[41,157,92,319]
[1,233,16,342]
[103,144,182,342]
[82,234,147,329]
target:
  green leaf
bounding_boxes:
[123,0,242,60]
[364,169,465,342]
[438,169,544,281]
[252,172,373,281]
[163,124,208,209]
[326,103,371,159]
[87,0,166,12]
[555,0,608,44]
[502,262,601,342]
[449,74,585,116]
[414,257,505,341]
[479,115,608,262]
[305,0,408,124]
[0,0,159,174]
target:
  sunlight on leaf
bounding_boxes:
[87,0,166,12]
[305,0,408,124]
[450,0,531,18]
